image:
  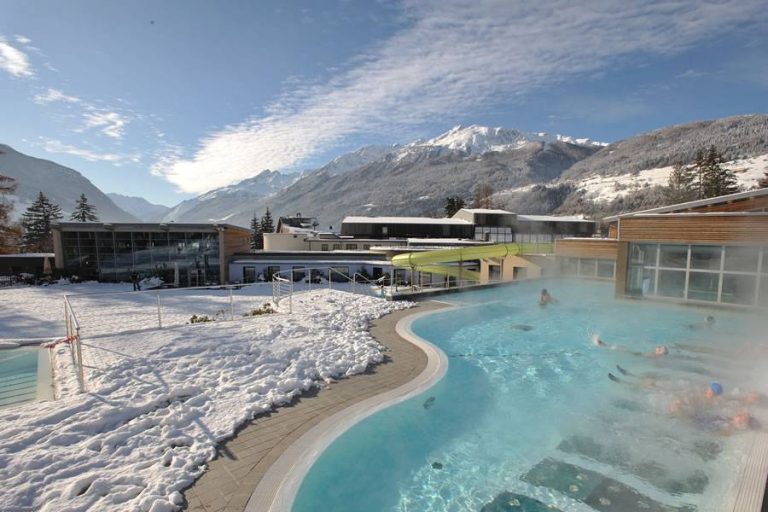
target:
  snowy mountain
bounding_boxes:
[318,145,397,175]
[106,193,171,222]
[160,169,298,225]
[0,144,137,222]
[405,125,606,156]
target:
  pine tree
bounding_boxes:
[700,146,739,198]
[665,162,696,203]
[691,149,707,199]
[260,207,274,234]
[70,193,99,222]
[0,174,20,254]
[250,213,263,250]
[20,192,62,252]
[444,196,466,217]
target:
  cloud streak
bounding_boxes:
[33,88,81,104]
[152,0,768,194]
[83,111,128,139]
[44,139,139,164]
[0,36,33,77]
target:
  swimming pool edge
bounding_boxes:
[245,302,452,512]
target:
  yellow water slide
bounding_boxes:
[390,243,550,281]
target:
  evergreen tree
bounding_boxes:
[20,192,62,252]
[250,213,263,250]
[70,193,99,222]
[700,145,738,198]
[0,174,20,254]
[691,149,707,199]
[665,162,696,203]
[260,207,274,234]
[444,196,466,217]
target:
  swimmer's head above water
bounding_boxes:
[653,345,669,357]
[706,382,723,399]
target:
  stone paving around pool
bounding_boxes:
[183,301,446,512]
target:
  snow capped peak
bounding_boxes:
[415,125,529,154]
[407,125,605,156]
[531,132,608,147]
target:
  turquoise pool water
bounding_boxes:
[0,348,43,408]
[294,279,768,512]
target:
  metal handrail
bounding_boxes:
[63,295,86,392]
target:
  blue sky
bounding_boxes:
[1,0,766,206]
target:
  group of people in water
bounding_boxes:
[591,314,761,436]
[533,289,760,436]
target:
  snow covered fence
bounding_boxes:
[271,266,385,313]
[65,283,277,339]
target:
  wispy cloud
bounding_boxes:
[0,36,33,77]
[33,87,81,104]
[147,0,763,193]
[43,139,139,164]
[82,111,129,139]
[14,35,32,45]
[676,69,709,79]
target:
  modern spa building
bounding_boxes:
[52,222,252,286]
[556,188,768,308]
[230,209,595,285]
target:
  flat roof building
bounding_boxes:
[52,222,252,286]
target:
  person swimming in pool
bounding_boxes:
[687,315,716,330]
[539,289,558,306]
[593,336,669,358]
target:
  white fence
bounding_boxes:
[269,266,385,313]
[63,295,86,392]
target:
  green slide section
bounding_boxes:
[390,243,551,268]
[412,264,482,282]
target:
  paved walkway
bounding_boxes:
[183,301,446,512]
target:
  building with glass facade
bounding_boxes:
[556,189,768,308]
[52,222,252,286]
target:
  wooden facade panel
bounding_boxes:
[619,215,768,244]
[554,239,618,259]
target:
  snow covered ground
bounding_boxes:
[577,152,768,203]
[0,280,383,340]
[0,285,410,511]
[493,153,768,205]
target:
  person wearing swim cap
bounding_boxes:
[705,382,723,399]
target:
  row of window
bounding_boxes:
[318,243,371,251]
[560,257,616,280]
[627,243,768,307]
[60,231,220,283]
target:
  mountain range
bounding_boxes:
[1,115,766,230]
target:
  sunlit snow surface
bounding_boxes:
[295,280,768,512]
[0,283,410,512]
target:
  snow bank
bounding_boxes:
[0,290,411,512]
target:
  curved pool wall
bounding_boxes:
[293,279,768,512]
[247,307,449,512]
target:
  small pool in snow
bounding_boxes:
[0,347,52,408]
[294,279,768,512]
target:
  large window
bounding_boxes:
[627,243,766,307]
[559,257,614,279]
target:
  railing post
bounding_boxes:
[75,327,84,392]
[156,293,163,329]
[229,287,235,320]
